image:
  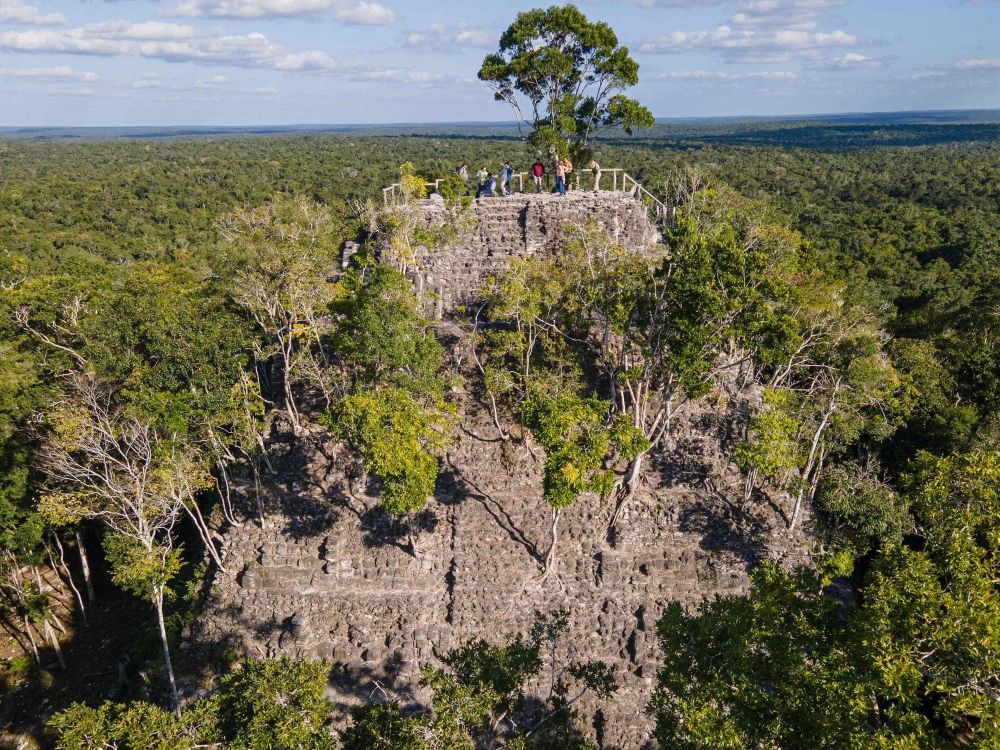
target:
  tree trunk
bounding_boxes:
[154,586,180,716]
[49,610,67,634]
[54,534,87,625]
[251,458,265,527]
[542,508,561,576]
[215,459,238,525]
[43,547,73,611]
[789,408,832,531]
[257,435,276,475]
[75,530,95,603]
[406,512,418,558]
[33,565,69,610]
[280,333,301,432]
[23,615,40,664]
[43,619,66,670]
[743,466,759,504]
[182,501,227,574]
[609,452,645,529]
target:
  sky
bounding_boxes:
[0,0,998,126]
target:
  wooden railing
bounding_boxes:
[382,179,443,205]
[381,167,676,227]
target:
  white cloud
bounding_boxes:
[839,52,874,64]
[0,0,64,26]
[630,0,726,6]
[658,68,798,80]
[83,20,205,41]
[640,25,857,62]
[811,51,883,70]
[118,73,281,95]
[0,21,347,72]
[167,0,396,23]
[56,86,96,96]
[730,0,848,32]
[402,22,493,52]
[0,19,438,90]
[0,65,98,81]
[21,83,98,97]
[638,0,863,63]
[334,1,394,24]
[194,73,228,87]
[628,0,846,30]
[356,68,441,83]
[954,58,1000,69]
[126,73,164,89]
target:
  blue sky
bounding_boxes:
[0,0,997,125]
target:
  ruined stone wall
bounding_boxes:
[388,191,662,314]
[192,193,811,748]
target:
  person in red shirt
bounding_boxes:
[531,159,545,193]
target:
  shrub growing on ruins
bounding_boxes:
[326,265,457,553]
[342,609,616,750]
[218,195,340,431]
[523,389,645,574]
[331,386,455,549]
[50,656,335,750]
[217,657,336,750]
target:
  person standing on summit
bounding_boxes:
[531,159,544,193]
[589,160,602,191]
[555,159,567,196]
[500,162,513,195]
[475,165,488,198]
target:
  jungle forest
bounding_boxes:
[1,5,999,750]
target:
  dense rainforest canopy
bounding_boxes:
[0,122,997,749]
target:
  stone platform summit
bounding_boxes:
[393,190,665,315]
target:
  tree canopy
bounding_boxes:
[478,4,654,157]
[0,125,997,747]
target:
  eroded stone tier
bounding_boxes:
[389,191,663,314]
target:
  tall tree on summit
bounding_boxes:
[478,4,654,158]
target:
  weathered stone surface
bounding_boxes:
[192,191,811,748]
[390,191,663,315]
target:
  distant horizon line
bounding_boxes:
[3,107,1000,131]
